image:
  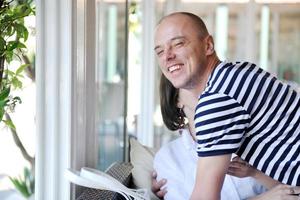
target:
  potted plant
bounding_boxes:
[0,0,35,199]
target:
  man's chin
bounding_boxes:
[172,81,196,91]
[171,81,186,89]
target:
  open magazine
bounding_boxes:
[65,167,150,200]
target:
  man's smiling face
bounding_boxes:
[154,14,209,90]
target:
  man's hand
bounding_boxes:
[151,170,167,199]
[250,184,300,200]
[227,156,256,178]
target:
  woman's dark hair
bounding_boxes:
[160,74,185,131]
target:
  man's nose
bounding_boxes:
[165,48,175,61]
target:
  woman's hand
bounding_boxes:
[227,156,280,189]
[250,184,300,200]
[151,170,168,199]
[227,156,256,178]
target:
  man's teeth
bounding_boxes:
[168,65,180,72]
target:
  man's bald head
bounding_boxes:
[157,12,209,39]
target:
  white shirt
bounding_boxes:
[153,129,266,200]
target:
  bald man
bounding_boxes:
[154,12,300,200]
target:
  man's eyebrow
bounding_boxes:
[154,36,186,51]
[171,36,185,41]
[154,45,161,51]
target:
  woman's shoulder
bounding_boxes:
[154,129,196,165]
[154,137,182,160]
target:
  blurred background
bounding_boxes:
[0,0,299,199]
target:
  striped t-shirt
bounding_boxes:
[195,61,300,186]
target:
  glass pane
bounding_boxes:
[276,8,300,85]
[96,0,127,170]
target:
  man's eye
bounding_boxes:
[175,42,183,47]
[157,50,164,56]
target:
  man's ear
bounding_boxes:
[205,35,215,56]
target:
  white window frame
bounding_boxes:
[36,0,160,198]
[36,0,97,199]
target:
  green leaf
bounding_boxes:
[17,42,26,49]
[16,74,24,78]
[23,167,34,194]
[0,99,8,108]
[4,69,15,77]
[11,77,22,89]
[9,176,30,197]
[14,23,29,41]
[9,167,34,198]
[7,41,26,51]
[4,50,13,63]
[6,26,15,37]
[22,6,33,18]
[0,36,5,52]
[23,28,28,41]
[0,107,4,122]
[0,87,10,101]
[3,119,16,130]
[16,64,29,75]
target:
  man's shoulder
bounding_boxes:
[206,61,261,91]
[223,61,258,71]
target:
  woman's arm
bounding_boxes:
[190,154,232,200]
[227,156,280,189]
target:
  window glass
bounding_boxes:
[276,8,300,84]
[96,0,127,170]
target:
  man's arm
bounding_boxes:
[190,154,232,200]
[249,184,300,200]
[251,169,280,189]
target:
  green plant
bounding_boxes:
[9,167,35,198]
[0,0,34,124]
[0,0,35,198]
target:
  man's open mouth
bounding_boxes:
[168,64,182,73]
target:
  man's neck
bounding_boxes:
[191,55,221,96]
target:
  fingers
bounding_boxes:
[227,161,253,178]
[231,156,250,166]
[151,171,160,191]
[271,184,300,199]
[151,170,168,198]
[228,161,248,173]
[226,171,236,177]
[156,179,167,189]
[151,171,167,188]
[229,161,245,169]
[285,186,300,200]
[227,167,243,178]
[151,170,158,179]
[286,185,300,196]
[156,188,168,198]
[292,186,300,195]
[232,156,242,162]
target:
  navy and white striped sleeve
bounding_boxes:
[195,92,251,157]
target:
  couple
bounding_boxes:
[152,12,300,199]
